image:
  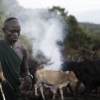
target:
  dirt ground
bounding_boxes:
[32,95,100,100]
[25,90,100,100]
[21,86,100,100]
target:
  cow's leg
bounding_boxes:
[59,82,69,100]
[75,80,81,95]
[83,84,92,96]
[59,88,64,100]
[67,83,73,96]
[34,80,41,96]
[81,80,92,96]
[94,87,98,96]
[74,80,81,100]
[52,87,57,100]
[34,85,38,96]
[40,84,45,100]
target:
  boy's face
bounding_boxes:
[3,19,21,44]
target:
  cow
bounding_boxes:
[61,60,100,98]
[34,68,78,100]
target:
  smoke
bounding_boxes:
[0,0,68,70]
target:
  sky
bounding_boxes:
[17,0,100,24]
[16,0,100,15]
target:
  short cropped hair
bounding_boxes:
[4,17,17,23]
[3,17,18,28]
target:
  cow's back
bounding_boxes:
[36,69,68,85]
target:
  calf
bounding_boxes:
[34,68,77,100]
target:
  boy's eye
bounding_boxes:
[9,30,20,33]
[9,30,16,33]
[9,30,15,33]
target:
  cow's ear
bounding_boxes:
[65,71,70,74]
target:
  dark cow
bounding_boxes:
[61,60,100,98]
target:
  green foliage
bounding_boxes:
[49,6,100,59]
[0,21,4,39]
[63,15,100,60]
[49,6,67,16]
[64,15,89,49]
[80,22,100,35]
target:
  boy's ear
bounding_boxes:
[2,27,6,33]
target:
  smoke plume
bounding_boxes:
[0,0,68,70]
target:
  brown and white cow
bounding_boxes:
[34,68,77,100]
